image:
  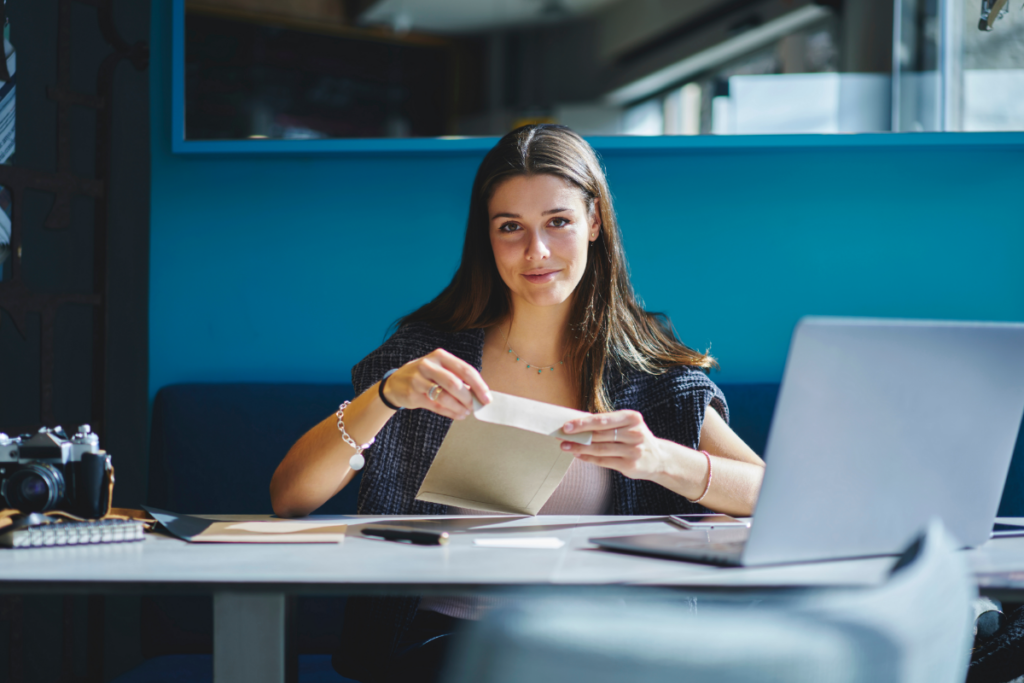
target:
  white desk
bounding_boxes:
[2,514,1022,683]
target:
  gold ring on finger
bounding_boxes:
[428,384,443,402]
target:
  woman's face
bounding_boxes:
[488,174,601,312]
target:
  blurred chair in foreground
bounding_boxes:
[443,519,973,683]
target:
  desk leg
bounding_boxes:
[213,592,295,683]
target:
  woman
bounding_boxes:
[270,124,765,682]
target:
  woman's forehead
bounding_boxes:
[488,174,587,214]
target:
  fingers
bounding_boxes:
[559,410,648,463]
[571,454,632,474]
[561,439,642,460]
[589,424,644,444]
[428,389,470,420]
[560,410,662,483]
[431,349,492,406]
[420,359,474,410]
[385,349,490,420]
[562,411,643,438]
[409,373,469,420]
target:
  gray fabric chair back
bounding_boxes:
[443,520,973,683]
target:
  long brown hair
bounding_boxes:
[401,124,717,412]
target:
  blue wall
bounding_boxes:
[150,3,1024,506]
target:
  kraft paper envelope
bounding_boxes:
[415,391,593,515]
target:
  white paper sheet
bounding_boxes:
[473,537,566,549]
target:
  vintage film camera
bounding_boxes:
[0,425,111,518]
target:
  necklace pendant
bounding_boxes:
[506,343,561,376]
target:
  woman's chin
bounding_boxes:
[514,290,573,309]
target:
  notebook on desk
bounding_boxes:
[592,317,1024,567]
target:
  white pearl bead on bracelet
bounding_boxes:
[336,400,374,471]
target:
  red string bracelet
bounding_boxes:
[687,450,713,504]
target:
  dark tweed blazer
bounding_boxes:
[334,322,728,682]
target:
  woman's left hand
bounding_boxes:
[560,410,667,481]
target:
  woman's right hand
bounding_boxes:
[381,348,492,419]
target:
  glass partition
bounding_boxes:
[176,0,1024,145]
[895,0,1024,132]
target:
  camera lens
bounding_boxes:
[4,464,65,512]
[20,476,50,506]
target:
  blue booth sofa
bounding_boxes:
[119,380,1024,682]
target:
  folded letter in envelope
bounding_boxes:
[415,391,593,515]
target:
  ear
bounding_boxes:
[589,197,602,242]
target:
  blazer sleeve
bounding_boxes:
[350,323,433,396]
[640,366,729,451]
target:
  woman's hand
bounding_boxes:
[560,408,766,515]
[559,410,671,483]
[381,348,492,420]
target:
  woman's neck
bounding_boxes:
[500,298,571,367]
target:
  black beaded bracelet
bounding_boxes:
[379,369,404,411]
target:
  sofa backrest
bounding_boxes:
[148,383,358,515]
[147,380,1024,515]
[147,381,787,515]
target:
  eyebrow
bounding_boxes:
[490,208,575,220]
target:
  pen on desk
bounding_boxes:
[360,525,449,546]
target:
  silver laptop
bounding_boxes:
[592,317,1024,566]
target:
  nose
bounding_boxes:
[524,227,550,261]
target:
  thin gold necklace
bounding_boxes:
[503,325,564,375]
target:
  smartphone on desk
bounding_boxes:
[992,522,1024,538]
[668,514,750,530]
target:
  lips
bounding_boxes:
[522,269,559,284]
